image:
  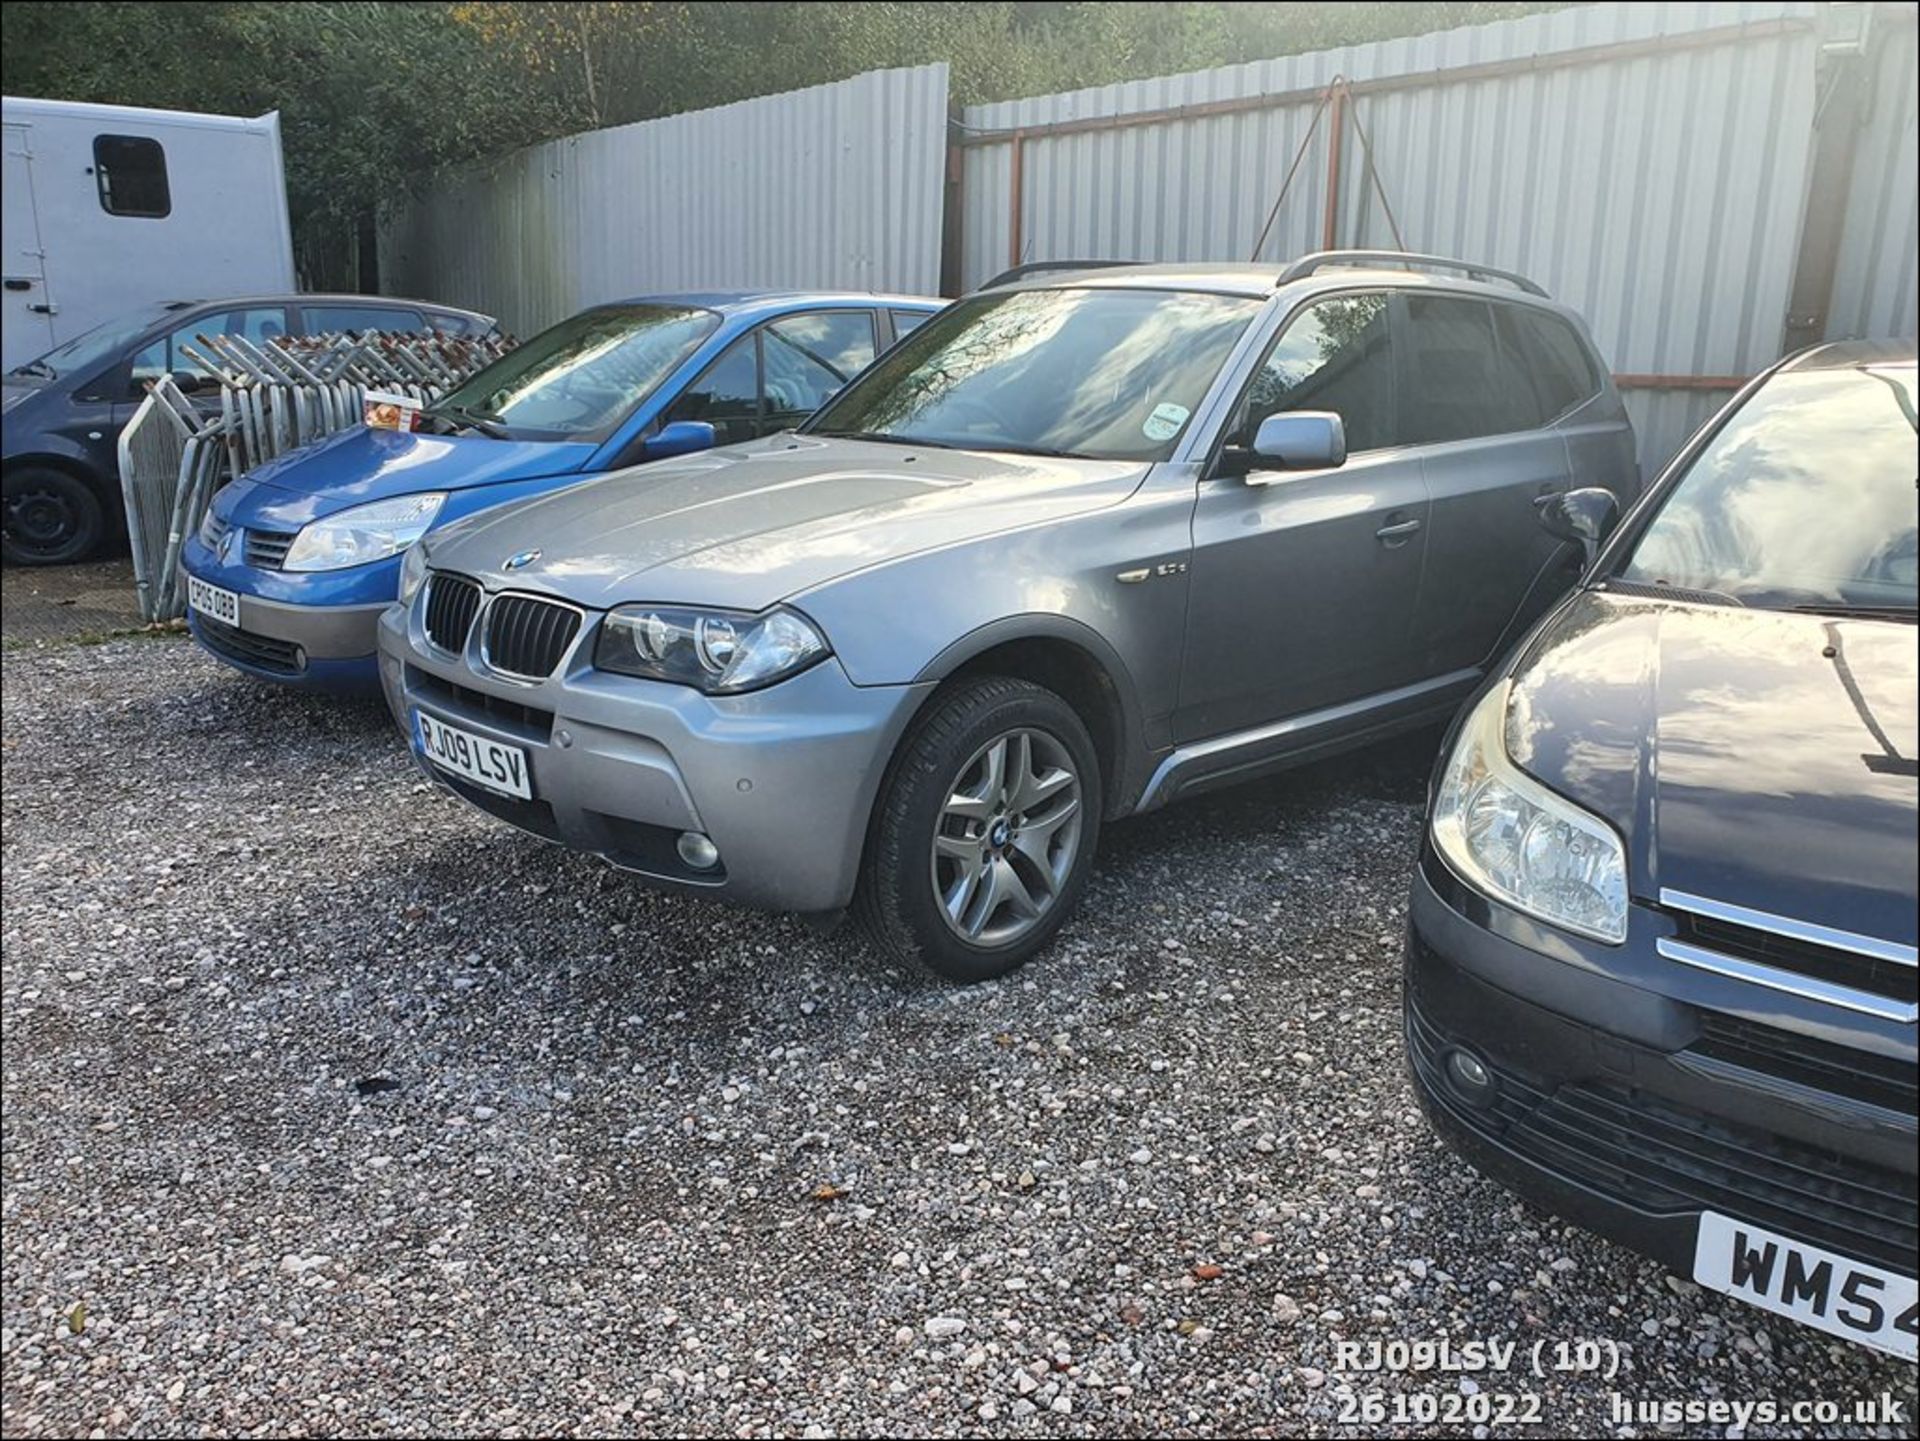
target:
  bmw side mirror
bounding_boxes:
[1536,487,1621,566]
[643,420,716,461]
[1250,411,1347,472]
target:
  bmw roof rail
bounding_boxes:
[977,259,1139,290]
[1277,250,1548,298]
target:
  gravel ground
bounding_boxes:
[3,637,1914,1439]
[0,558,143,648]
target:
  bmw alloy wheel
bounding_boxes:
[930,727,1084,946]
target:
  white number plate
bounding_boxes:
[187,575,241,627]
[1693,1210,1917,1359]
[414,710,532,800]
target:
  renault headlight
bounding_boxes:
[595,605,829,694]
[282,493,447,572]
[1431,681,1628,943]
[398,542,430,605]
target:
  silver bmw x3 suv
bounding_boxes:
[379,252,1636,980]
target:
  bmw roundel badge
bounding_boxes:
[503,549,540,572]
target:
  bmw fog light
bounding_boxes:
[676,832,721,871]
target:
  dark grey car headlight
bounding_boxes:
[1431,680,1629,944]
[595,604,830,693]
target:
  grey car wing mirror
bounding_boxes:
[1250,411,1347,472]
[1536,487,1621,566]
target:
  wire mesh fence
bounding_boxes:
[116,329,514,622]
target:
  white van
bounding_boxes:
[1,97,294,370]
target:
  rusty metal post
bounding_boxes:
[939,106,968,297]
[1322,82,1346,250]
[1008,131,1026,270]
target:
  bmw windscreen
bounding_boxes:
[805,287,1263,461]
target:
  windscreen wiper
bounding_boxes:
[809,429,959,450]
[1788,601,1918,622]
[973,440,1095,460]
[433,402,510,439]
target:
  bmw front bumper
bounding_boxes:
[377,600,934,913]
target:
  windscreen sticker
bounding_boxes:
[1142,402,1190,442]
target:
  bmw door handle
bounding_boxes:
[1375,516,1422,546]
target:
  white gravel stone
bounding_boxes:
[1,638,1908,1438]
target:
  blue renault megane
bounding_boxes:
[180,290,941,690]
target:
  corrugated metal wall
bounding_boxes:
[1828,5,1919,341]
[378,64,949,337]
[959,1,1916,475]
[380,10,1914,474]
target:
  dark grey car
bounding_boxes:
[2,293,496,565]
[378,253,1637,980]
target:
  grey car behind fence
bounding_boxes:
[116,329,515,622]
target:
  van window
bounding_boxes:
[129,307,290,386]
[1239,293,1395,454]
[94,135,171,218]
[428,312,488,338]
[1495,305,1599,425]
[303,304,426,335]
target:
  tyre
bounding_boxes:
[857,675,1101,982]
[2,466,106,566]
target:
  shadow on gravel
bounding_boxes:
[240,721,1447,1029]
[88,658,400,753]
[197,719,1445,1113]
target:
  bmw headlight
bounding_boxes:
[398,542,430,605]
[595,605,830,693]
[1431,681,1628,944]
[282,493,447,572]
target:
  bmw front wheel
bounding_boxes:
[857,676,1101,982]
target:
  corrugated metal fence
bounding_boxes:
[378,64,950,337]
[958,0,1917,473]
[380,8,1915,474]
[1828,8,1919,341]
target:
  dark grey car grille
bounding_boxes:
[1658,890,1918,1024]
[243,526,297,568]
[484,594,581,679]
[422,573,483,654]
[1407,1001,1918,1274]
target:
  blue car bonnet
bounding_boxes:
[226,425,602,528]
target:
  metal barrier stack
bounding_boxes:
[116,329,515,622]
